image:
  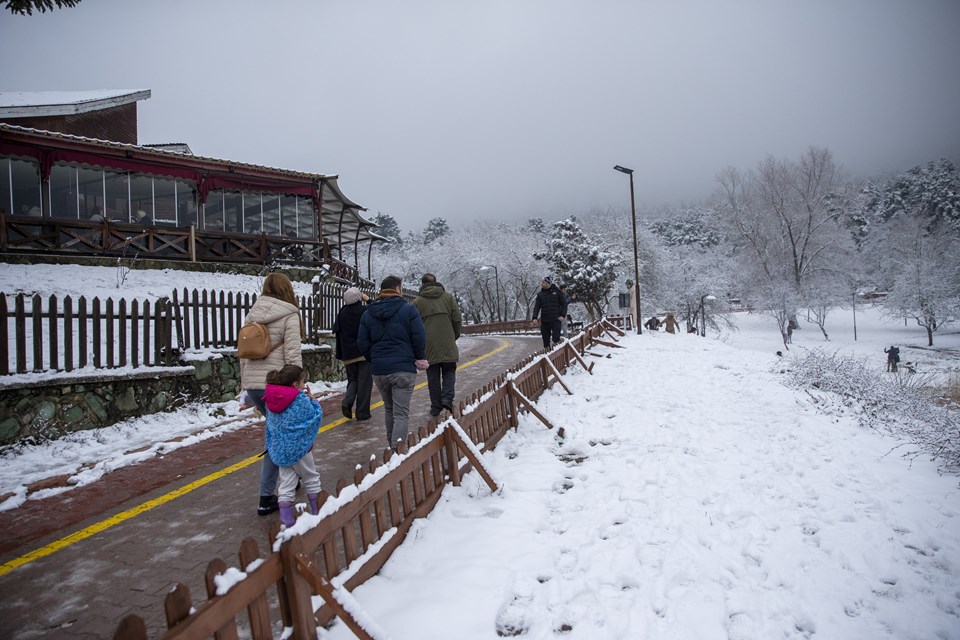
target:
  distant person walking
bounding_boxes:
[413,273,463,417]
[239,273,304,517]
[263,365,322,528]
[333,287,372,421]
[532,275,567,349]
[884,345,900,372]
[662,312,679,334]
[358,275,428,451]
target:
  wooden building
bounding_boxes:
[0,91,385,284]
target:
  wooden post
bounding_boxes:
[292,551,380,640]
[507,381,558,430]
[446,422,498,492]
[189,223,197,262]
[278,535,319,640]
[238,538,273,640]
[204,558,240,640]
[443,424,462,486]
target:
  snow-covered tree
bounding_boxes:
[371,212,403,249]
[878,214,959,346]
[422,217,451,245]
[535,218,621,321]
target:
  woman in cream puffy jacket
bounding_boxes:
[240,273,303,516]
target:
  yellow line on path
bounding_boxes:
[0,338,513,576]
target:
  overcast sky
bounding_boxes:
[2,0,958,232]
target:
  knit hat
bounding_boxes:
[542,275,553,285]
[343,287,362,304]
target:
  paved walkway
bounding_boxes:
[0,335,542,639]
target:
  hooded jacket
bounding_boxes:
[333,300,367,362]
[263,384,322,467]
[239,296,303,390]
[357,296,426,375]
[412,281,462,364]
[533,284,567,323]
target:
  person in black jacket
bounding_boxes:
[333,287,372,421]
[532,275,567,349]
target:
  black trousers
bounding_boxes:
[344,360,373,419]
[426,362,457,416]
[540,320,561,349]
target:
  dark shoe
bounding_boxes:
[355,415,371,422]
[429,409,441,417]
[342,405,352,419]
[442,403,454,414]
[257,495,279,516]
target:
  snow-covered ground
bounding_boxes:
[2,262,959,636]
[319,322,960,640]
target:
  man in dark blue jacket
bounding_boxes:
[357,275,428,450]
[333,287,372,421]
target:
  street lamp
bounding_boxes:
[613,165,642,334]
[479,265,501,322]
[699,294,716,336]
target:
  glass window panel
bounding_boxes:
[10,158,42,217]
[0,158,9,215]
[280,195,298,238]
[176,180,198,228]
[297,196,316,239]
[104,170,129,222]
[204,190,224,231]
[130,174,153,224]
[153,177,177,226]
[223,191,242,232]
[49,163,79,219]
[262,194,281,236]
[78,167,104,221]
[242,191,262,234]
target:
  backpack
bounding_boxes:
[237,322,283,359]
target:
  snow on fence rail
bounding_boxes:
[111,319,626,640]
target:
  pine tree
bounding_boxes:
[422,217,450,244]
[5,0,80,15]
[371,212,403,250]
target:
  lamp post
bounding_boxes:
[699,294,716,336]
[479,265,501,322]
[614,165,642,334]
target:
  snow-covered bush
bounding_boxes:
[784,349,960,472]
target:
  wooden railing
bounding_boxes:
[113,319,629,640]
[0,212,372,286]
[461,319,538,335]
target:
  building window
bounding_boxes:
[298,197,316,239]
[280,195,298,238]
[204,190,223,231]
[49,163,79,219]
[223,191,242,232]
[153,177,177,226]
[242,191,262,234]
[176,180,198,228]
[130,174,153,225]
[262,194,281,236]
[9,158,42,217]
[78,167,104,221]
[104,170,129,222]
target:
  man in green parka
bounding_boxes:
[413,273,463,417]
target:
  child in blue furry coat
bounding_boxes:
[263,364,323,527]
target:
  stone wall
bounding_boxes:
[0,338,343,446]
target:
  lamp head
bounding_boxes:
[613,165,634,175]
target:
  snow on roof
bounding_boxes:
[0,90,151,117]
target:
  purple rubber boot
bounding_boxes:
[308,493,320,516]
[279,501,296,527]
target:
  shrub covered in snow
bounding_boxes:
[784,349,960,471]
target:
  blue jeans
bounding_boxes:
[245,388,280,497]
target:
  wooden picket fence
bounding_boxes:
[113,319,629,640]
[0,292,175,375]
[0,283,375,375]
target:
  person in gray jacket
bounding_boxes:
[239,273,303,516]
[412,273,462,417]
